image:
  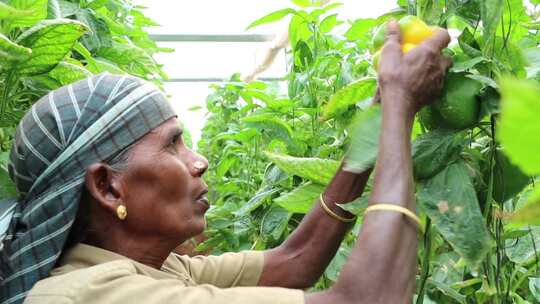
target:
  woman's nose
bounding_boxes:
[191,155,209,177]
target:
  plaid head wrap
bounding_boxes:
[0,73,176,304]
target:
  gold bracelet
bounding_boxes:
[319,194,357,223]
[364,204,422,229]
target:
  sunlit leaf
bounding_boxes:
[320,14,338,33]
[498,78,540,176]
[417,161,493,267]
[323,77,376,120]
[16,19,88,76]
[48,61,92,85]
[265,152,339,185]
[246,8,296,30]
[274,182,324,214]
[0,33,32,69]
[511,187,540,225]
[345,18,377,41]
[344,105,381,173]
[7,0,48,29]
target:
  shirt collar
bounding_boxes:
[52,243,177,280]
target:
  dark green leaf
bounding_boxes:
[0,167,18,199]
[261,206,291,240]
[529,277,540,302]
[505,226,540,264]
[16,19,88,76]
[417,161,493,267]
[412,130,463,180]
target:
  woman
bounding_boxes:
[0,22,451,304]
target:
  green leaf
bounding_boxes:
[417,161,493,267]
[529,277,540,302]
[7,0,48,29]
[242,114,293,144]
[320,14,338,33]
[291,0,310,7]
[261,206,291,240]
[0,33,32,69]
[481,0,503,55]
[0,2,34,20]
[323,77,376,120]
[511,187,540,225]
[344,105,381,173]
[265,152,339,185]
[506,226,540,264]
[274,182,324,214]
[16,19,88,76]
[412,130,464,180]
[76,8,112,52]
[48,61,92,86]
[289,12,311,49]
[0,167,18,199]
[246,8,296,30]
[345,18,377,41]
[236,187,280,215]
[497,78,540,176]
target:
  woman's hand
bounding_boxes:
[378,20,452,113]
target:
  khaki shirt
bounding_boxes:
[24,244,304,304]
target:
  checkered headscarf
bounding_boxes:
[0,73,176,304]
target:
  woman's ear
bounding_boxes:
[84,163,124,215]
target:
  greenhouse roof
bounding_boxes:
[136,0,397,146]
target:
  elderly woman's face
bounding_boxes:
[117,117,209,241]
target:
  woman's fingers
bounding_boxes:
[422,28,451,52]
[379,20,402,71]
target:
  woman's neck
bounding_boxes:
[83,230,184,269]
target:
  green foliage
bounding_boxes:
[0,1,168,172]
[199,0,540,302]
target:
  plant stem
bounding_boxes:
[416,218,432,304]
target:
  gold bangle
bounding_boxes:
[364,204,422,230]
[319,194,357,223]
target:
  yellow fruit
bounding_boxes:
[402,43,417,53]
[399,16,434,45]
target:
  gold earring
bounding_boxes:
[116,205,127,220]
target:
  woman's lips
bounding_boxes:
[196,196,210,210]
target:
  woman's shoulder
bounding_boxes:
[24,260,138,304]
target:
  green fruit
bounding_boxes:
[433,72,482,130]
[418,106,447,131]
[492,151,530,203]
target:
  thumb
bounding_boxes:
[379,20,402,71]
